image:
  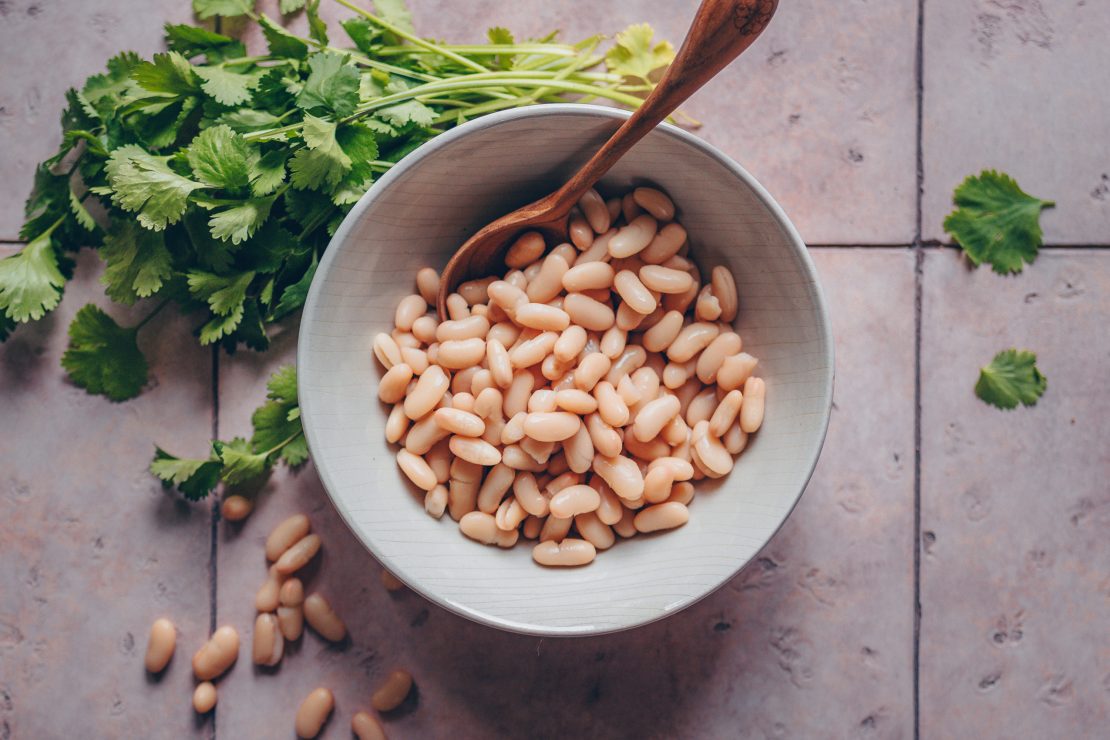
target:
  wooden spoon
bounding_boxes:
[437,0,778,318]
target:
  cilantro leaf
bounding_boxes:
[296,52,360,117]
[0,228,66,323]
[150,447,222,500]
[106,145,208,230]
[280,0,307,12]
[377,99,435,127]
[186,125,251,190]
[343,17,384,54]
[975,349,1047,410]
[100,221,174,304]
[271,254,316,320]
[187,270,254,315]
[218,108,285,134]
[82,52,144,119]
[192,0,254,19]
[259,14,309,59]
[249,149,288,195]
[304,0,329,45]
[290,114,352,190]
[208,195,277,244]
[250,364,307,465]
[164,24,245,62]
[132,52,199,96]
[215,437,270,484]
[61,304,149,401]
[605,24,675,82]
[375,0,416,36]
[68,189,97,232]
[194,66,260,106]
[198,305,245,344]
[943,171,1054,275]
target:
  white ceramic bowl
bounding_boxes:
[298,104,833,636]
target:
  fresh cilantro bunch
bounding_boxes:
[1,0,676,410]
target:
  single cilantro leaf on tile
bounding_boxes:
[61,304,149,401]
[943,170,1054,275]
[975,349,1047,410]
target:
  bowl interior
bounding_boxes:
[299,105,833,635]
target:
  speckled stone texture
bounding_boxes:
[0,249,213,737]
[919,249,1110,738]
[205,249,915,739]
[2,0,1110,736]
[922,1,1110,244]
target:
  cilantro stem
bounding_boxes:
[330,0,490,74]
[376,44,581,58]
[134,297,172,332]
[261,431,302,458]
[245,77,643,142]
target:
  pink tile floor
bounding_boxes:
[0,1,1107,738]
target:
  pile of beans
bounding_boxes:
[375,186,765,567]
[142,514,413,739]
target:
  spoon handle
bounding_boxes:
[553,0,778,209]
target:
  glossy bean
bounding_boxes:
[575,511,616,550]
[613,270,657,314]
[711,266,739,322]
[144,618,176,673]
[394,295,426,331]
[372,333,402,369]
[505,231,545,269]
[549,484,601,518]
[553,388,598,415]
[255,565,285,612]
[449,435,502,466]
[304,593,346,642]
[372,670,414,712]
[403,364,448,419]
[434,407,485,437]
[639,265,693,294]
[352,712,388,740]
[716,352,759,391]
[294,688,334,739]
[634,501,690,532]
[640,222,687,264]
[438,338,486,369]
[632,187,675,221]
[592,454,644,500]
[397,449,438,491]
[415,267,439,305]
[526,253,570,304]
[608,214,657,258]
[740,377,766,433]
[266,514,311,561]
[533,538,596,566]
[563,293,615,331]
[667,323,720,363]
[252,613,284,667]
[579,188,611,233]
[275,534,322,575]
[378,363,413,404]
[593,381,630,427]
[193,682,217,714]
[709,389,743,437]
[192,625,239,681]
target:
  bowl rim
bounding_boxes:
[298,103,834,636]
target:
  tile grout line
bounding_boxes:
[208,344,220,740]
[913,0,926,738]
[210,26,221,740]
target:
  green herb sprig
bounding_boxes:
[2,1,675,411]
